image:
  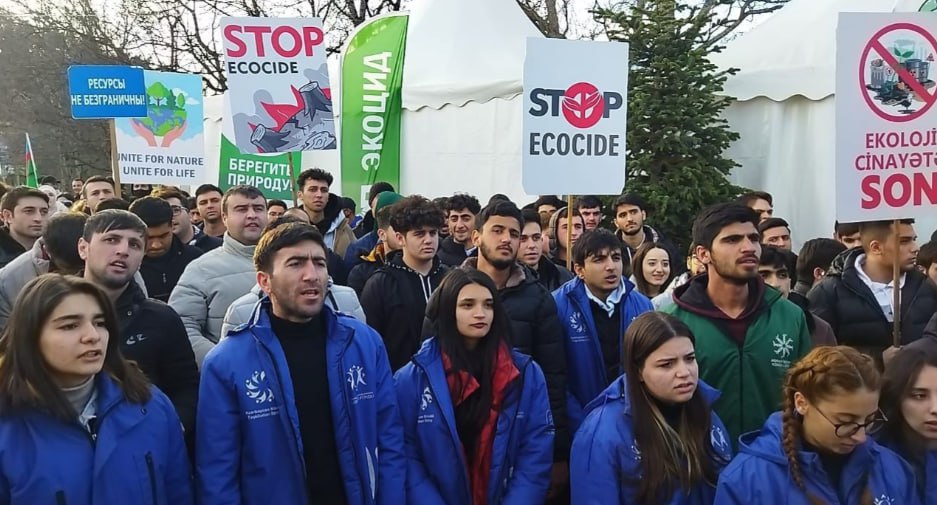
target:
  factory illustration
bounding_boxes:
[866,39,937,114]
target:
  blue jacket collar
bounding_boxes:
[561,276,638,310]
[244,296,350,345]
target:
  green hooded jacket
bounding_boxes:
[662,275,811,445]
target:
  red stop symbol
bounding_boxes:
[562,82,605,129]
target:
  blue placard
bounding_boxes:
[67,65,147,119]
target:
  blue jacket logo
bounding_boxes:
[245,370,274,403]
[711,425,728,453]
[873,495,894,505]
[420,387,433,411]
[347,365,367,392]
[569,312,585,334]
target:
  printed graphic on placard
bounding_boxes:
[114,70,205,185]
[860,23,937,122]
[221,17,336,154]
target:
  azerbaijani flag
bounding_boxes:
[24,133,38,188]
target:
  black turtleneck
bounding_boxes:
[803,440,849,495]
[270,312,346,505]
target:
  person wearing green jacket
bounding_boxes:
[662,203,811,446]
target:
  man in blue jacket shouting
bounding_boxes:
[553,229,654,433]
[196,222,405,505]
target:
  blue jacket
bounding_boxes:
[552,277,653,432]
[196,299,406,505]
[715,412,921,505]
[393,338,555,505]
[344,231,379,269]
[571,375,732,505]
[0,373,193,505]
[877,436,937,504]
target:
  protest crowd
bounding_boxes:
[0,171,935,505]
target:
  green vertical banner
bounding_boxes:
[341,13,408,208]
[218,134,302,201]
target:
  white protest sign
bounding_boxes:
[114,70,205,185]
[522,38,628,195]
[221,17,336,154]
[836,13,937,222]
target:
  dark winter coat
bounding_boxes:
[460,258,571,462]
[302,193,356,258]
[360,251,449,371]
[616,225,683,275]
[348,242,390,296]
[0,229,26,269]
[808,248,937,364]
[437,236,472,268]
[116,281,200,439]
[140,236,203,302]
[344,230,379,270]
[189,226,222,253]
[532,256,574,292]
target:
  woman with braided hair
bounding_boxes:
[714,346,920,505]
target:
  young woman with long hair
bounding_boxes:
[570,312,732,505]
[715,346,920,505]
[630,242,676,300]
[394,268,554,505]
[879,340,937,502]
[0,274,193,505]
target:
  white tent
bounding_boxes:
[712,0,937,247]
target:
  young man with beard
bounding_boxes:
[170,185,268,366]
[347,192,404,296]
[129,196,203,302]
[809,219,937,367]
[79,210,199,442]
[195,184,226,238]
[152,187,222,252]
[553,229,653,433]
[758,217,793,251]
[0,186,49,268]
[82,176,117,214]
[436,192,481,267]
[456,201,571,503]
[611,193,678,270]
[296,168,355,258]
[548,206,584,269]
[360,196,448,370]
[519,208,572,291]
[197,223,404,505]
[662,203,811,444]
[575,195,604,231]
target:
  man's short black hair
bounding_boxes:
[446,193,481,215]
[375,205,396,230]
[573,229,623,266]
[72,177,83,183]
[487,194,511,207]
[368,182,395,205]
[151,186,189,203]
[532,195,564,210]
[919,241,937,269]
[692,203,760,250]
[341,197,356,212]
[797,238,847,281]
[297,168,334,189]
[736,191,773,207]
[267,199,288,211]
[186,196,198,211]
[835,220,861,238]
[389,195,445,235]
[82,209,147,242]
[0,186,49,212]
[44,212,88,272]
[82,175,114,199]
[254,222,327,273]
[222,185,266,214]
[94,198,130,212]
[859,219,915,249]
[612,193,646,213]
[129,196,172,228]
[575,195,603,210]
[521,209,542,232]
[195,184,223,198]
[262,214,308,235]
[758,217,790,235]
[760,245,795,273]
[476,200,523,232]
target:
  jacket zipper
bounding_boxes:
[145,452,158,505]
[414,360,473,502]
[336,337,374,504]
[492,359,530,503]
[56,490,67,505]
[568,295,608,386]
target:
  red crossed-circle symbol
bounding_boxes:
[562,82,605,129]
[859,22,937,123]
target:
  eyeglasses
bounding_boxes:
[170,205,185,215]
[813,406,887,438]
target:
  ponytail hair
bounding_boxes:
[781,346,880,505]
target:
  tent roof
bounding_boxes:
[401,0,543,110]
[712,0,911,102]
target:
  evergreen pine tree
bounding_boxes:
[595,0,744,250]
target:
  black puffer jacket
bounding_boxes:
[808,247,937,362]
[360,251,448,371]
[140,236,203,302]
[534,256,574,292]
[461,258,571,462]
[0,229,26,269]
[115,281,199,443]
[437,236,471,268]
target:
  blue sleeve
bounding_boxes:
[195,354,242,505]
[393,368,447,505]
[502,363,555,505]
[158,392,195,505]
[373,335,406,505]
[713,461,753,505]
[570,407,625,505]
